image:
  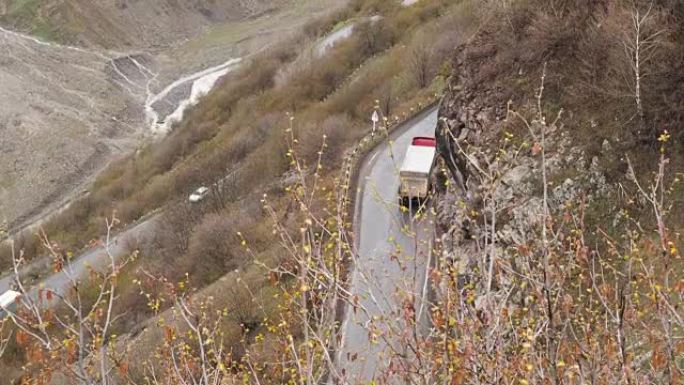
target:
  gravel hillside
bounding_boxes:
[0,0,289,48]
[0,29,149,232]
[0,0,341,233]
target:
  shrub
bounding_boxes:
[185,212,252,284]
[300,114,357,166]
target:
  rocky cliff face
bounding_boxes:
[429,5,684,379]
[435,40,510,193]
[434,33,615,289]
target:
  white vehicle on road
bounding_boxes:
[0,290,20,317]
[398,136,437,207]
[189,186,210,203]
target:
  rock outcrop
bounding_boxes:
[435,41,510,194]
[434,37,613,289]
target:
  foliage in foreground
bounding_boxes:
[1,0,683,384]
[1,79,682,384]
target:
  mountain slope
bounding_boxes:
[0,0,343,233]
[0,29,144,231]
[0,0,288,48]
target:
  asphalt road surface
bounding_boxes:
[0,217,158,302]
[338,108,438,383]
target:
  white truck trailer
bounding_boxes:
[398,137,437,207]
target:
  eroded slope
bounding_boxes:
[0,0,288,48]
[0,29,149,230]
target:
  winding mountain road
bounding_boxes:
[1,101,439,383]
[0,217,158,301]
[338,108,438,383]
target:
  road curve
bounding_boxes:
[338,108,438,383]
[0,217,158,301]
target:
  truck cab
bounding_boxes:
[398,136,437,208]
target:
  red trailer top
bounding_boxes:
[412,137,436,147]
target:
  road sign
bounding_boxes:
[371,109,379,137]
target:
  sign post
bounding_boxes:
[371,109,379,138]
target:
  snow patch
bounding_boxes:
[315,16,383,58]
[401,0,420,6]
[316,24,355,57]
[146,58,242,134]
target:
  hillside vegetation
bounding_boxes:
[0,0,475,382]
[438,0,684,236]
[3,0,683,384]
[0,0,464,278]
[430,0,684,383]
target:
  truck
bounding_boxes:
[398,136,437,207]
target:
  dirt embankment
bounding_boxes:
[0,29,150,232]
